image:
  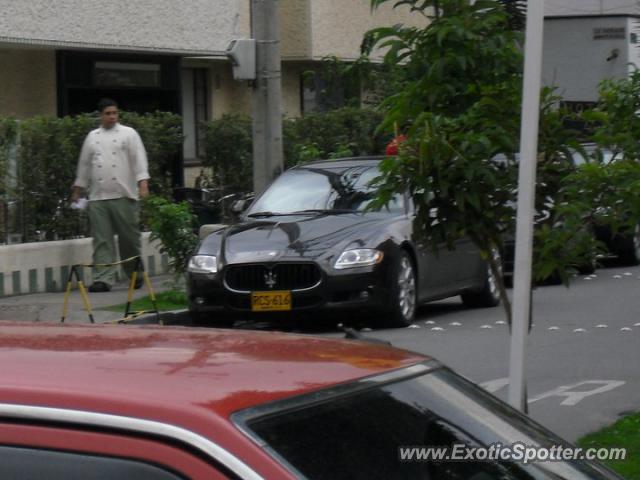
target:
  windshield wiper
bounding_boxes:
[291,209,356,215]
[246,211,286,218]
[248,209,357,218]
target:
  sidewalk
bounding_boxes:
[0,275,177,323]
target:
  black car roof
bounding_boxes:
[293,156,386,170]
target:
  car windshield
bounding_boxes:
[247,165,404,216]
[241,367,613,480]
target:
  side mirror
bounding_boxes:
[231,199,249,214]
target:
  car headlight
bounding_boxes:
[188,255,218,274]
[334,249,384,270]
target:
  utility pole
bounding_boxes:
[251,0,284,195]
[509,0,545,411]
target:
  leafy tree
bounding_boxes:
[365,0,640,326]
[366,0,524,322]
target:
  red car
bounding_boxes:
[0,323,621,479]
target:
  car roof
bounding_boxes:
[0,323,427,426]
[293,156,386,170]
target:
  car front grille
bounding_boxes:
[224,263,322,292]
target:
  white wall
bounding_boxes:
[545,0,640,17]
[542,16,630,101]
[0,0,245,55]
[0,233,167,296]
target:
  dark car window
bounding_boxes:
[244,368,614,480]
[0,445,185,480]
[248,165,404,215]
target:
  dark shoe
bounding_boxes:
[88,281,111,293]
[134,277,143,290]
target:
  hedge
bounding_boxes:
[0,112,183,243]
[203,107,391,193]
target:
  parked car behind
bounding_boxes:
[0,322,622,479]
[502,144,640,281]
[573,146,640,265]
[187,157,500,328]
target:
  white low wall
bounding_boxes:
[0,232,168,296]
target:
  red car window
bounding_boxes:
[0,423,230,480]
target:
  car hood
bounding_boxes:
[202,213,393,263]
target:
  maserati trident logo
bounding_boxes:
[264,270,278,289]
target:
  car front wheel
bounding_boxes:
[461,261,501,308]
[618,223,640,266]
[384,251,417,328]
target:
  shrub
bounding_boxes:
[0,118,18,243]
[203,108,390,193]
[203,113,254,194]
[143,195,198,279]
[0,112,183,242]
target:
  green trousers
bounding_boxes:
[88,198,141,287]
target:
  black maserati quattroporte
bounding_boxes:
[187,157,499,327]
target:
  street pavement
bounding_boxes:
[0,274,177,323]
[348,262,640,443]
[1,262,638,445]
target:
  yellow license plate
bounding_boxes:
[251,291,292,312]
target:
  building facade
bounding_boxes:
[543,0,640,108]
[0,0,424,185]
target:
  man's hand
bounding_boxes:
[138,179,150,199]
[71,186,83,203]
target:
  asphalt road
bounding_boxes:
[225,262,640,443]
[345,262,640,443]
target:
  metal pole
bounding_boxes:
[508,0,545,411]
[251,0,284,195]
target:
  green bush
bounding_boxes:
[203,108,390,193]
[0,118,18,243]
[203,113,253,194]
[0,112,182,242]
[143,195,198,278]
[284,107,389,167]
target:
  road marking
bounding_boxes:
[480,377,509,393]
[528,380,626,406]
[480,379,626,406]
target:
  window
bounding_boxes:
[248,166,405,215]
[0,445,184,480]
[243,368,609,480]
[182,68,209,163]
[300,70,360,114]
[95,62,161,88]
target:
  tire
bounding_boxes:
[190,310,235,328]
[384,251,417,328]
[461,260,500,308]
[618,223,640,266]
[576,259,596,275]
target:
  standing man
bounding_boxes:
[71,98,150,292]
